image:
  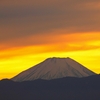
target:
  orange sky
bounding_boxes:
[0,32,100,79]
[0,0,100,79]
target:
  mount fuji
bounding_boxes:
[12,57,96,81]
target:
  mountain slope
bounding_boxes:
[12,57,96,81]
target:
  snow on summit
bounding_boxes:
[12,57,96,81]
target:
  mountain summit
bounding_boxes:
[12,57,96,81]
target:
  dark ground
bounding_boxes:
[0,75,100,100]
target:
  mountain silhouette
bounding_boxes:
[12,57,96,81]
[0,57,99,100]
[0,75,100,100]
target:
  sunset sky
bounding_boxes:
[0,0,100,79]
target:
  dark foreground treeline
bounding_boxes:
[0,75,100,100]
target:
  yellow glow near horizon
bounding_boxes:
[0,32,100,79]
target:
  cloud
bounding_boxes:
[0,0,100,46]
[0,32,100,51]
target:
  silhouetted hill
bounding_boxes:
[0,75,100,100]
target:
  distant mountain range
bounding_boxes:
[0,57,99,100]
[0,75,100,100]
[12,57,96,81]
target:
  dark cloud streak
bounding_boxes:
[0,0,100,46]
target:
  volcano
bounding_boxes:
[12,57,96,81]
